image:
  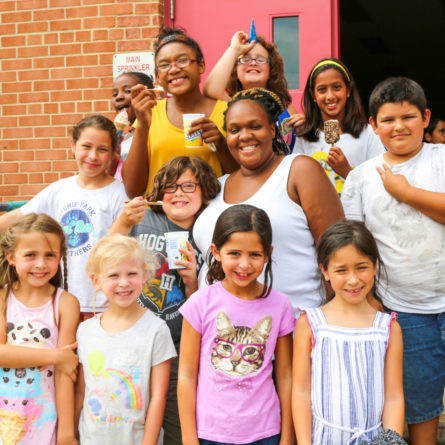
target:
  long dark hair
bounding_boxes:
[207,205,273,298]
[299,58,366,142]
[316,219,386,302]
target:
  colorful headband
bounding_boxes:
[309,60,351,87]
[232,87,284,115]
[156,34,190,54]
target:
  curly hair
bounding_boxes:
[154,27,204,63]
[148,156,221,217]
[299,58,367,142]
[224,87,289,155]
[226,36,292,108]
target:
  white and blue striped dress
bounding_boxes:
[302,307,396,445]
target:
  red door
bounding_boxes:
[165,0,339,111]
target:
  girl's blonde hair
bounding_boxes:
[0,213,68,333]
[87,234,154,280]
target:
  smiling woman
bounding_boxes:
[122,28,238,198]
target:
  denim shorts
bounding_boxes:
[199,434,280,445]
[392,309,445,424]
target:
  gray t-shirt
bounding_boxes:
[77,311,177,445]
[130,210,204,351]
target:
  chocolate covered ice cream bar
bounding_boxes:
[324,119,340,146]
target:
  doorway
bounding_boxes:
[340,0,445,117]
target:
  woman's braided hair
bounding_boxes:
[224,87,290,155]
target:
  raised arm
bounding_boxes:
[55,291,80,445]
[382,320,404,435]
[292,314,313,445]
[377,163,445,223]
[122,85,157,198]
[178,319,201,445]
[202,31,254,101]
[289,155,344,242]
[108,197,147,236]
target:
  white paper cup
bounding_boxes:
[164,231,188,269]
[183,113,205,148]
[148,87,165,100]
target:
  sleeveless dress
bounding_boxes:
[0,289,61,445]
[301,307,397,445]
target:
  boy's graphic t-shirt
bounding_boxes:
[0,289,62,445]
[129,210,204,352]
[21,176,128,312]
[180,282,295,443]
[76,311,176,445]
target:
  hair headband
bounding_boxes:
[156,34,190,54]
[309,60,351,87]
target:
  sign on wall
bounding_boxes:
[113,52,155,80]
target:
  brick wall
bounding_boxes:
[0,0,163,202]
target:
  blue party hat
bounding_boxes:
[248,18,257,43]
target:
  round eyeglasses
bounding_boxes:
[214,337,265,363]
[237,56,270,65]
[163,182,199,194]
[157,57,198,73]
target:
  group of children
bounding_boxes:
[0,24,444,445]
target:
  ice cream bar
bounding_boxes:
[324,119,340,146]
[114,109,130,132]
[248,19,257,43]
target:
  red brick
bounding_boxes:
[51,90,82,102]
[2,11,32,23]
[83,89,111,101]
[60,32,75,43]
[66,54,97,66]
[60,172,75,179]
[151,16,163,26]
[52,138,71,149]
[0,117,18,127]
[100,77,113,88]
[65,5,97,18]
[0,48,16,59]
[83,0,112,4]
[0,163,18,173]
[65,78,98,90]
[4,149,34,161]
[27,34,42,45]
[2,35,26,47]
[21,161,51,172]
[19,92,50,103]
[17,21,48,34]
[2,58,32,70]
[44,33,58,45]
[93,101,110,112]
[27,104,43,114]
[34,56,64,69]
[50,19,81,31]
[50,43,82,56]
[50,0,80,6]
[125,28,140,39]
[19,115,51,127]
[118,40,151,51]
[34,80,64,92]
[52,114,82,125]
[2,105,26,115]
[22,184,47,195]
[0,186,19,196]
[83,65,110,77]
[117,16,150,27]
[3,128,33,139]
[20,139,51,149]
[35,126,65,138]
[99,54,113,65]
[141,27,160,39]
[92,29,108,41]
[43,103,59,114]
[0,141,19,151]
[100,3,132,15]
[5,174,28,184]
[17,45,48,58]
[3,82,31,93]
[18,69,49,81]
[17,0,47,10]
[29,173,44,183]
[61,102,75,113]
[0,94,17,105]
[109,29,124,40]
[83,17,115,29]
[0,23,16,35]
[0,2,15,12]
[53,160,77,171]
[0,71,17,82]
[77,102,93,113]
[75,30,91,42]
[51,67,82,79]
[35,149,67,160]
[136,3,162,13]
[83,41,115,54]
[34,8,64,20]
[44,172,60,182]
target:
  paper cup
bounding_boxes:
[183,113,205,148]
[148,87,165,100]
[164,231,188,269]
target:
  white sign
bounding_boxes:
[113,52,155,80]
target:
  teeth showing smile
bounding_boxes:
[30,272,47,279]
[172,201,188,207]
[169,77,186,85]
[240,145,257,152]
[116,290,132,297]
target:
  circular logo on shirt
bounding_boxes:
[61,209,93,248]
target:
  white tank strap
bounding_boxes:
[313,412,382,444]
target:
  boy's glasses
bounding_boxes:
[157,57,198,72]
[213,337,265,363]
[163,182,199,194]
[237,57,270,65]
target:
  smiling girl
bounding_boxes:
[294,58,385,195]
[122,28,238,198]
